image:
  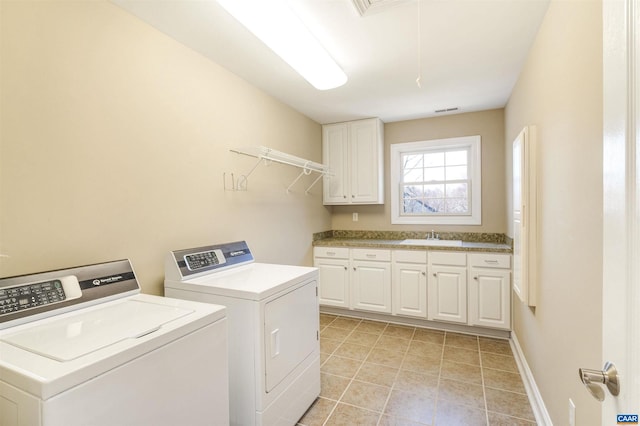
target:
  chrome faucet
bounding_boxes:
[426,230,439,240]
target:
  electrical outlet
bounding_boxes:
[569,398,576,426]
[352,212,358,222]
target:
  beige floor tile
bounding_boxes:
[325,403,380,426]
[434,399,487,426]
[383,324,416,340]
[384,389,436,424]
[481,352,518,373]
[366,347,406,368]
[485,388,535,421]
[321,355,363,378]
[320,352,329,366]
[375,335,411,353]
[355,362,399,387]
[443,345,480,366]
[440,359,483,384]
[412,327,445,344]
[345,331,381,346]
[444,332,479,350]
[482,367,526,394]
[401,353,442,376]
[378,415,429,426]
[319,314,338,327]
[394,369,438,395]
[355,320,388,334]
[438,378,486,409]
[479,337,512,356]
[297,397,337,426]
[487,411,537,425]
[320,326,353,342]
[340,379,391,412]
[330,317,361,330]
[320,373,351,400]
[406,340,444,358]
[320,338,342,355]
[334,342,371,361]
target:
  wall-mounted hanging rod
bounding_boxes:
[227,146,332,193]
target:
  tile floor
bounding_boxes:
[298,313,537,426]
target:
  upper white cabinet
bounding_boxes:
[322,118,384,205]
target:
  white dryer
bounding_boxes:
[164,241,320,426]
[0,259,229,426]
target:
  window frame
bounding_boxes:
[390,136,482,225]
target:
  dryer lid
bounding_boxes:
[0,299,193,361]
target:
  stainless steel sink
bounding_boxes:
[400,239,463,247]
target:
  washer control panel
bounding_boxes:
[184,249,226,271]
[0,276,82,315]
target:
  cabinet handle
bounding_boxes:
[352,195,355,198]
[433,273,437,277]
[343,195,347,199]
[327,251,336,256]
[474,276,478,280]
[421,272,426,276]
[484,259,499,264]
[353,267,356,271]
[366,254,376,258]
[344,266,347,270]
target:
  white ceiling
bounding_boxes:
[112,0,550,124]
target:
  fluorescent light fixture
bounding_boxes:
[216,0,347,90]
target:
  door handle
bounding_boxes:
[578,362,620,401]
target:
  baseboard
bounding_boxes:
[510,332,553,425]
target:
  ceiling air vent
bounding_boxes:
[351,0,411,16]
[435,107,459,113]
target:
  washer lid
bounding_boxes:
[0,299,192,361]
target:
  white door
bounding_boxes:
[322,123,349,204]
[315,258,349,308]
[428,265,467,324]
[350,119,380,203]
[264,281,318,393]
[393,262,427,318]
[601,0,640,421]
[351,260,391,313]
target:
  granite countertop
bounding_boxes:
[312,231,513,254]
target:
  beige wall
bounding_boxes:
[0,1,331,295]
[331,109,506,233]
[505,0,603,424]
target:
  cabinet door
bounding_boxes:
[428,265,467,323]
[322,123,349,204]
[392,262,427,318]
[351,260,391,313]
[350,119,383,204]
[314,257,349,308]
[469,268,511,330]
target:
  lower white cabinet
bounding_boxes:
[314,245,511,331]
[351,249,392,313]
[428,252,468,324]
[469,254,511,330]
[392,251,428,318]
[314,247,349,308]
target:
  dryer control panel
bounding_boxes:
[0,276,82,315]
[168,241,254,279]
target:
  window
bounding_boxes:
[390,136,481,225]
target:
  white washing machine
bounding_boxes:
[0,259,229,426]
[164,241,320,426]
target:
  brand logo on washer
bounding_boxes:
[92,275,124,286]
[230,250,246,256]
